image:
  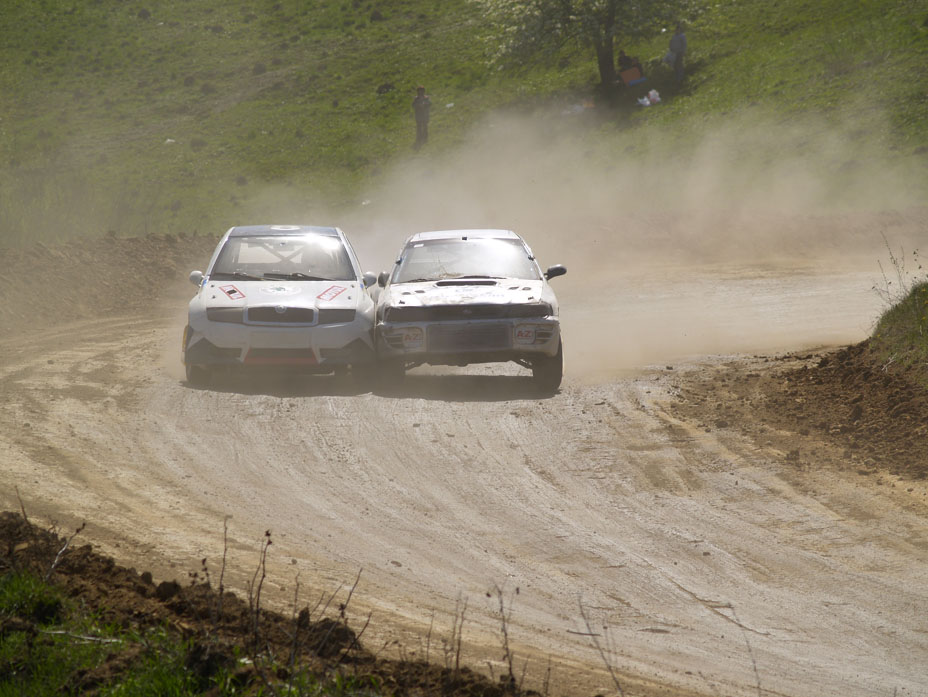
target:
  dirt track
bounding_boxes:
[1,234,927,697]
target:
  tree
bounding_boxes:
[475,0,680,86]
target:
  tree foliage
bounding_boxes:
[474,0,684,85]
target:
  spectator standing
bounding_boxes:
[412,86,431,150]
[669,23,687,82]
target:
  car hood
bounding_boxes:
[196,280,363,309]
[382,279,550,308]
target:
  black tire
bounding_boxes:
[185,363,212,387]
[532,340,563,394]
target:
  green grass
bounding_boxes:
[0,572,120,697]
[872,280,928,386]
[0,568,390,697]
[0,0,926,245]
[0,569,64,623]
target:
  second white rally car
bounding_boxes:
[375,229,567,392]
[183,225,377,386]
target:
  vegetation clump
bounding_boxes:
[0,510,531,697]
[872,280,928,388]
[872,246,928,388]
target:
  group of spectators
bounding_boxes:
[617,22,687,83]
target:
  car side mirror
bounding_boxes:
[189,270,204,287]
[545,265,567,280]
[362,271,377,288]
[377,271,390,288]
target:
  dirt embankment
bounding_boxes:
[0,233,217,334]
[667,342,928,482]
[1,511,515,697]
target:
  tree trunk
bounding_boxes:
[592,0,618,86]
[594,37,616,86]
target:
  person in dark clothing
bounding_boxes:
[617,50,641,73]
[669,23,687,82]
[412,86,431,150]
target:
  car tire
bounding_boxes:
[185,363,212,387]
[532,340,563,394]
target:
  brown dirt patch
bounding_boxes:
[667,340,928,481]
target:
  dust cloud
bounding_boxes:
[341,106,923,268]
[240,106,926,376]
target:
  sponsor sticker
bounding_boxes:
[261,285,299,296]
[515,326,536,344]
[317,285,347,301]
[220,285,245,300]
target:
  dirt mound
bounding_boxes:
[778,342,928,477]
[0,510,530,697]
[668,341,928,481]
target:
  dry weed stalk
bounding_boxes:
[334,609,372,669]
[217,515,230,623]
[425,611,435,664]
[247,530,273,649]
[11,488,84,580]
[542,655,552,697]
[244,530,281,696]
[15,486,30,527]
[577,599,626,697]
[339,568,363,621]
[874,232,926,335]
[443,594,469,676]
[44,521,85,582]
[490,583,519,686]
[286,570,305,694]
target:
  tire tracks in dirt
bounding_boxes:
[2,315,927,697]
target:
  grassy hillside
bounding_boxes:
[0,0,926,246]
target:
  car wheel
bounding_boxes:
[531,340,563,394]
[185,363,212,387]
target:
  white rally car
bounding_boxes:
[183,225,376,385]
[375,229,566,392]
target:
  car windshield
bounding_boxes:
[210,235,355,281]
[393,238,541,283]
